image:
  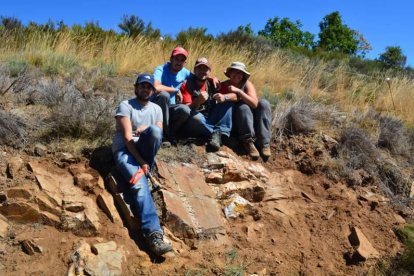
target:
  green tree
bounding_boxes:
[175,27,213,46]
[379,46,407,69]
[317,11,368,56]
[258,17,315,49]
[118,15,160,39]
[0,16,23,30]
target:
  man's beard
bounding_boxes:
[136,94,151,102]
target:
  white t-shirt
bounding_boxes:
[112,98,162,152]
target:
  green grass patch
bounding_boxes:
[42,53,80,76]
[5,58,28,77]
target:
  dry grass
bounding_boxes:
[1,30,414,126]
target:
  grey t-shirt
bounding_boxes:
[112,98,163,153]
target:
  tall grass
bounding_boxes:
[1,29,414,125]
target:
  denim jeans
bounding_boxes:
[182,101,233,138]
[233,99,272,148]
[113,125,162,236]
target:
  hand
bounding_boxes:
[212,93,225,103]
[211,77,221,91]
[130,168,145,185]
[198,91,208,104]
[134,125,148,136]
[141,164,150,175]
[227,85,240,95]
[176,91,183,104]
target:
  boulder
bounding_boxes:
[349,227,380,261]
[21,239,43,255]
[68,241,125,276]
[6,156,24,179]
[0,216,9,238]
[0,202,41,223]
[158,161,225,241]
[97,191,122,224]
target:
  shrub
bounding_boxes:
[377,115,410,155]
[36,79,120,143]
[5,58,28,77]
[42,54,80,76]
[0,110,28,148]
[377,161,411,197]
[337,127,378,173]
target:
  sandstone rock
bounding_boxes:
[40,211,61,227]
[247,163,269,179]
[223,163,249,183]
[224,193,253,219]
[218,181,265,202]
[57,152,77,163]
[21,239,43,255]
[393,214,406,224]
[97,191,122,224]
[410,181,414,198]
[106,174,121,195]
[205,172,223,184]
[68,241,125,276]
[0,202,41,223]
[34,143,47,156]
[158,161,225,241]
[203,153,227,170]
[301,191,318,203]
[61,198,100,236]
[0,216,9,238]
[6,156,23,179]
[35,194,60,216]
[63,200,85,213]
[6,188,32,200]
[349,227,380,260]
[112,193,139,231]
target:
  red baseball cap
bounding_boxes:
[171,46,188,59]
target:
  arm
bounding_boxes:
[153,65,177,94]
[154,79,177,94]
[117,116,149,173]
[228,80,258,108]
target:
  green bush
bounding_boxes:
[42,54,80,76]
[5,58,28,77]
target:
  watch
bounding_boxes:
[224,95,230,101]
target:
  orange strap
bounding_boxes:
[129,168,144,185]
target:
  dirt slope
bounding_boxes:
[0,136,408,275]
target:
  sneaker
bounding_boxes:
[243,141,260,160]
[161,140,171,148]
[261,145,271,158]
[209,132,222,151]
[146,231,173,256]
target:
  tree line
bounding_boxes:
[0,12,409,71]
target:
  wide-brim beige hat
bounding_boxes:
[224,61,250,79]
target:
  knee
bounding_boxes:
[156,91,170,104]
[174,105,191,118]
[258,99,271,111]
[147,125,163,141]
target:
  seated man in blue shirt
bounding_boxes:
[152,47,191,146]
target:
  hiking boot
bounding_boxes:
[146,231,173,256]
[243,141,260,160]
[261,145,271,158]
[209,132,222,151]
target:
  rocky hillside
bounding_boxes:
[1,67,414,275]
[0,132,412,275]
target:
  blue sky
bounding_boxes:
[2,0,413,66]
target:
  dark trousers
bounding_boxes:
[233,99,272,148]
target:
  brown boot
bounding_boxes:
[261,146,271,158]
[243,141,260,160]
